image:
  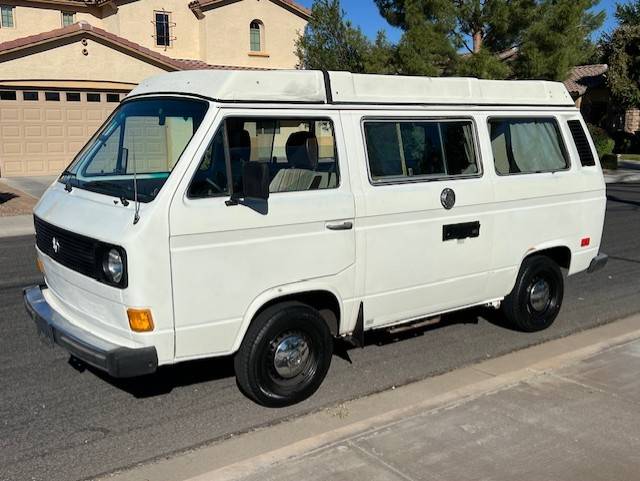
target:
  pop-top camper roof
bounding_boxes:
[129,70,575,107]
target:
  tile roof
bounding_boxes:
[188,0,311,19]
[0,22,260,71]
[563,64,608,96]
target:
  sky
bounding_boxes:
[296,0,622,44]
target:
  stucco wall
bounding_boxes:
[0,37,169,83]
[201,0,306,68]
[102,0,200,61]
[0,0,306,70]
[0,3,104,43]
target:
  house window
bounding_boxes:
[87,93,101,102]
[45,92,60,101]
[154,11,172,47]
[106,93,120,103]
[23,91,38,101]
[66,92,81,101]
[0,90,17,100]
[0,5,15,28]
[249,20,263,52]
[62,11,75,27]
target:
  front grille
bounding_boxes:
[35,216,99,279]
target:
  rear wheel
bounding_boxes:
[234,301,333,407]
[502,255,564,332]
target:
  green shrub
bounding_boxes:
[587,124,615,158]
[600,153,618,170]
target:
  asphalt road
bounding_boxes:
[1,184,639,481]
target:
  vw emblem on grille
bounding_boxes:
[52,237,61,254]
[440,188,456,210]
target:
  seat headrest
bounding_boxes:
[229,129,251,163]
[286,131,318,170]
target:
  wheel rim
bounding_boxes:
[273,333,311,379]
[528,277,551,313]
[259,329,318,397]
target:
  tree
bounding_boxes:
[295,0,400,74]
[616,0,640,26]
[375,0,536,79]
[601,1,640,107]
[295,0,371,72]
[364,31,400,74]
[513,0,604,81]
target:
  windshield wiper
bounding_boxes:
[60,169,76,192]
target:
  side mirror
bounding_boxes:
[242,162,270,201]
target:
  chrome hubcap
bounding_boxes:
[529,279,551,312]
[273,334,310,379]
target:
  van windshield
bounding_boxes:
[59,98,208,203]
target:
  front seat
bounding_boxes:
[270,131,323,192]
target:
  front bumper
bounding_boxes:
[587,253,609,274]
[24,285,158,378]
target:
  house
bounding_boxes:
[0,0,309,177]
[564,64,640,136]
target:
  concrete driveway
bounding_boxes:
[0,175,57,199]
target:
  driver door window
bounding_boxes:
[188,117,339,198]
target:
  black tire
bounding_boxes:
[502,255,564,332]
[234,301,333,407]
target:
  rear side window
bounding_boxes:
[188,118,339,198]
[489,118,569,175]
[363,120,478,183]
[567,120,596,166]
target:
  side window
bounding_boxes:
[188,118,339,199]
[364,120,478,182]
[489,118,569,175]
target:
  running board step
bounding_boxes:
[387,316,441,335]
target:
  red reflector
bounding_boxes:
[581,237,591,247]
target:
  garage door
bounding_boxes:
[0,89,124,177]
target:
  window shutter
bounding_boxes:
[567,120,596,166]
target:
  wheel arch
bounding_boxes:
[232,285,344,353]
[524,245,572,270]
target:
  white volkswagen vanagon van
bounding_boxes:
[24,70,608,406]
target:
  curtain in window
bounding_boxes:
[509,121,566,172]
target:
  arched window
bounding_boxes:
[250,20,263,52]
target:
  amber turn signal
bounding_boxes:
[36,258,45,273]
[127,308,154,332]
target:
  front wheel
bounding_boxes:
[502,255,564,332]
[234,301,333,407]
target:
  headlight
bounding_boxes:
[103,248,124,284]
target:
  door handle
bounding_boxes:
[326,221,353,231]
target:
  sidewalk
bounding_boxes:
[103,315,640,481]
[605,158,640,183]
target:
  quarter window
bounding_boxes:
[188,118,339,198]
[155,11,172,47]
[0,5,15,28]
[364,120,478,182]
[62,11,75,27]
[489,118,569,175]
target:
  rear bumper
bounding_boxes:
[587,253,609,274]
[24,285,157,378]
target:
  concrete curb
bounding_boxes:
[100,314,640,481]
[188,316,640,481]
